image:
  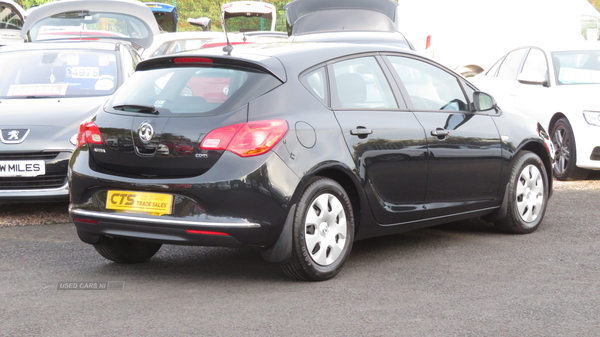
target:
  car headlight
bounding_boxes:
[583,111,600,126]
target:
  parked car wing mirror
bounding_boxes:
[517,71,548,86]
[473,91,497,112]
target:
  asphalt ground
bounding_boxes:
[1,174,599,336]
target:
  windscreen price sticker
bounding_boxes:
[0,160,45,177]
[69,67,100,79]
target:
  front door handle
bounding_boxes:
[350,127,373,139]
[431,128,449,139]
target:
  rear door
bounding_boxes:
[327,55,428,224]
[384,54,502,218]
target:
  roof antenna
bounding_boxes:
[222,11,233,56]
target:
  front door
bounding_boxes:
[385,55,503,218]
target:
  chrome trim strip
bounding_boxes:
[71,209,262,228]
[380,206,500,227]
[0,182,69,194]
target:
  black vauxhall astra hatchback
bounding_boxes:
[69,42,554,281]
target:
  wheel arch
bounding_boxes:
[548,112,567,132]
[516,140,554,196]
[298,163,365,237]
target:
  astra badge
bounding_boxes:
[138,121,154,143]
[0,129,30,144]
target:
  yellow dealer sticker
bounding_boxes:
[106,191,173,216]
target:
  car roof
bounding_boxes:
[0,40,123,52]
[290,31,413,50]
[146,41,420,82]
[20,0,159,48]
[151,31,225,43]
[533,41,600,53]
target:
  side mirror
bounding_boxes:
[517,71,548,86]
[473,91,497,112]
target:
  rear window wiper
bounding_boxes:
[112,104,158,114]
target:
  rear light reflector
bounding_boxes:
[76,120,103,148]
[174,57,213,64]
[186,229,230,236]
[200,120,288,157]
[73,218,98,224]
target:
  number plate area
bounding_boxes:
[0,160,45,177]
[106,191,173,216]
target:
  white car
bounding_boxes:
[472,42,600,180]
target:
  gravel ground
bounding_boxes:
[0,171,598,227]
[0,202,70,227]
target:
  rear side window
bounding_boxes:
[109,66,282,115]
[331,56,398,109]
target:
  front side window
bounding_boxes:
[331,56,397,109]
[110,65,282,115]
[0,50,117,98]
[553,50,600,85]
[387,56,469,111]
[521,48,548,80]
[496,48,527,80]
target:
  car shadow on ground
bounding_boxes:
[85,217,501,282]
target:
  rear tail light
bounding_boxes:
[200,120,288,157]
[76,120,103,148]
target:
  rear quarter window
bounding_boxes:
[300,67,328,106]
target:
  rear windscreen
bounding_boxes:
[28,12,150,41]
[0,50,117,99]
[108,66,282,116]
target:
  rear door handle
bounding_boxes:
[350,128,373,135]
[350,127,373,139]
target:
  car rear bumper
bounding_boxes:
[0,182,69,201]
[71,208,262,247]
[69,150,301,248]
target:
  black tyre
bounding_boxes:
[94,237,162,264]
[281,177,354,281]
[494,151,549,234]
[551,118,589,181]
